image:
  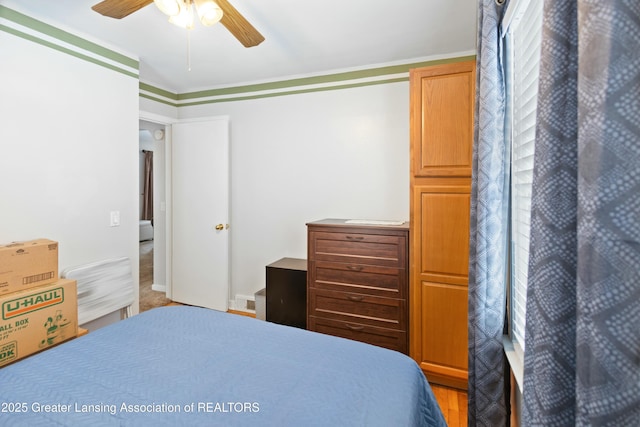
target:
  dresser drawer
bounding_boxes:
[308,316,407,354]
[310,261,405,298]
[308,288,406,330]
[309,231,406,267]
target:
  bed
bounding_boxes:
[0,306,446,426]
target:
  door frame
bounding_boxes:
[139,111,231,306]
[139,110,174,301]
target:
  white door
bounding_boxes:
[170,117,229,311]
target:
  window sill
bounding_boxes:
[503,335,524,393]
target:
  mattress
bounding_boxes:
[0,306,446,426]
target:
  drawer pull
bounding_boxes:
[346,323,365,331]
[346,265,363,271]
[345,235,364,240]
[347,295,364,302]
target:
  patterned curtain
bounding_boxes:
[523,1,640,425]
[467,0,510,425]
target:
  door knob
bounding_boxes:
[215,224,224,231]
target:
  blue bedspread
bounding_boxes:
[0,306,446,426]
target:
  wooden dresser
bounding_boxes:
[306,219,409,354]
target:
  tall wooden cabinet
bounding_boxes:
[409,60,476,389]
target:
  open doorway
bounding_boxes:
[138,120,171,311]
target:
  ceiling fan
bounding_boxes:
[91,0,265,47]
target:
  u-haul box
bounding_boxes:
[0,239,59,295]
[0,279,78,367]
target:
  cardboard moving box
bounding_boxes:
[0,279,78,367]
[0,239,58,295]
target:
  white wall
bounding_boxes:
[0,24,140,323]
[179,82,410,303]
[140,97,178,122]
[1,4,412,316]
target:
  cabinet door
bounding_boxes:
[410,61,475,178]
[420,282,468,382]
[410,180,471,389]
[416,183,471,285]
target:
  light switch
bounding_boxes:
[110,211,120,227]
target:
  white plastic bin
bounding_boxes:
[255,288,266,321]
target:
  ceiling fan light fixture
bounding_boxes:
[194,0,223,26]
[168,1,195,29]
[153,0,182,16]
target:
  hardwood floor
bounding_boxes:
[431,384,468,426]
[227,309,256,318]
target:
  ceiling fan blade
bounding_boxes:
[92,0,154,19]
[216,0,265,47]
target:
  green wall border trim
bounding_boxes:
[139,92,178,107]
[0,5,138,71]
[177,55,476,101]
[139,83,179,101]
[138,54,476,106]
[177,77,409,107]
[0,24,138,79]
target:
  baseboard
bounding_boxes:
[151,284,166,292]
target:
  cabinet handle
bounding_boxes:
[345,235,364,240]
[346,265,363,271]
[346,323,365,331]
[347,295,364,302]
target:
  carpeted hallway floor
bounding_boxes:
[139,240,171,312]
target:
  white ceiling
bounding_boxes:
[4,0,477,93]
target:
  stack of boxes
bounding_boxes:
[0,239,78,367]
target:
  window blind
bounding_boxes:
[504,0,543,353]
